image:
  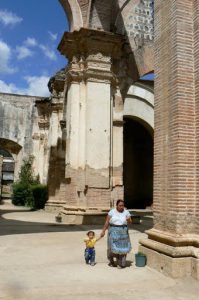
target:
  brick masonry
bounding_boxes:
[152,0,197,235]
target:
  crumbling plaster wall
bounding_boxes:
[0,93,48,183]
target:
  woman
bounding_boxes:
[100,199,132,268]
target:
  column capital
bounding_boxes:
[58,28,124,60]
[58,28,124,84]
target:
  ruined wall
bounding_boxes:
[0,93,40,179]
[0,93,50,183]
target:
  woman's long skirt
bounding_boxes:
[107,225,132,260]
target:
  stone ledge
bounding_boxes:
[146,229,199,248]
[140,238,199,259]
[63,205,109,212]
[60,212,106,225]
[139,245,199,280]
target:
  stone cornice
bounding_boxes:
[58,28,124,60]
[113,120,125,127]
[58,29,124,85]
[50,101,63,112]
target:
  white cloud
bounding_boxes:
[0,10,22,26]
[16,46,34,60]
[24,37,38,47]
[40,44,57,61]
[24,76,50,96]
[0,39,16,74]
[0,80,17,93]
[48,31,58,41]
[0,76,50,97]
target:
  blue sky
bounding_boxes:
[0,0,69,96]
[140,73,154,81]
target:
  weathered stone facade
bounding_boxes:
[1,0,198,280]
[53,0,199,280]
[47,0,154,218]
[0,93,47,181]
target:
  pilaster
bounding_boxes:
[58,28,123,211]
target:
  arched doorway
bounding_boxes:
[0,149,15,199]
[123,117,153,209]
[0,138,22,200]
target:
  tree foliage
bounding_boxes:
[12,157,48,209]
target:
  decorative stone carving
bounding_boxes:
[48,68,66,97]
[60,120,66,130]
[58,28,124,84]
[35,99,51,130]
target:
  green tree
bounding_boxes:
[12,156,48,209]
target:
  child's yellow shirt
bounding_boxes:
[84,238,97,248]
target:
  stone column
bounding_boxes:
[45,71,66,209]
[140,0,199,279]
[58,28,123,217]
[111,87,124,207]
[33,100,50,184]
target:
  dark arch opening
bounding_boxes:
[0,141,18,200]
[123,117,153,209]
[0,149,13,158]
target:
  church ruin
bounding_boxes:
[0,0,199,279]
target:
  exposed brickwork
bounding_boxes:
[194,0,199,234]
[77,0,90,26]
[89,0,113,31]
[153,0,196,234]
[86,188,111,208]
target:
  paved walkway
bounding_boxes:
[0,203,198,300]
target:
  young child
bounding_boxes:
[84,231,101,266]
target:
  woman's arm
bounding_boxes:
[100,215,111,237]
[127,216,132,224]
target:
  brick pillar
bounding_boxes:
[140,0,199,279]
[194,0,199,244]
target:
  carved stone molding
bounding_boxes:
[113,120,125,127]
[48,68,66,95]
[38,120,50,130]
[51,101,63,112]
[60,120,66,130]
[58,28,124,84]
[58,28,124,60]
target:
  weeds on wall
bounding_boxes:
[12,157,48,209]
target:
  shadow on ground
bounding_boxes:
[0,205,153,236]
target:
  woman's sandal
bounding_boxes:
[108,262,116,267]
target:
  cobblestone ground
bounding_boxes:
[0,203,198,300]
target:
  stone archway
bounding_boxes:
[0,149,15,199]
[0,138,22,181]
[59,0,83,31]
[123,83,154,209]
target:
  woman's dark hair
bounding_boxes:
[87,231,95,236]
[116,199,124,206]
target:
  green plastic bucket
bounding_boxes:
[135,253,147,267]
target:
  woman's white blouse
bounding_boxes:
[108,208,131,225]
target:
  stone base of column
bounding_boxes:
[59,206,109,225]
[139,229,199,280]
[45,200,67,214]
